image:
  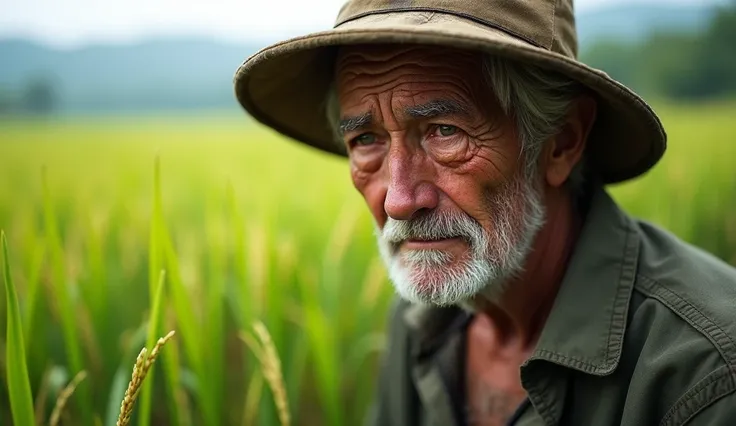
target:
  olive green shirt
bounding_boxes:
[366,186,736,426]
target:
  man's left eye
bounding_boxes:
[436,125,458,137]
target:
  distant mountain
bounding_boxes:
[0,3,721,114]
[0,38,263,113]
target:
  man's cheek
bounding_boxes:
[356,180,389,228]
[350,167,372,193]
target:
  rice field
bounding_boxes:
[0,101,735,426]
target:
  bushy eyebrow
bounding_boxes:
[339,112,372,136]
[337,99,469,136]
[404,99,470,120]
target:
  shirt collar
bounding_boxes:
[525,185,639,375]
[402,185,640,376]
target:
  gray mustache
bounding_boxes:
[381,211,484,245]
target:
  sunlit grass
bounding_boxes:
[0,101,734,425]
[2,231,36,426]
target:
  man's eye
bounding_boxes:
[353,133,377,146]
[437,125,458,137]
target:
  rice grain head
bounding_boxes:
[49,370,88,426]
[241,321,290,426]
[116,330,176,426]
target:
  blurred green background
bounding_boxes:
[1,1,735,425]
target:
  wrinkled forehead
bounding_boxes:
[331,44,501,120]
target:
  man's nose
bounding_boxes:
[383,143,438,220]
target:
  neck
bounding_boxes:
[468,188,581,352]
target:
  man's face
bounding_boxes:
[335,45,546,306]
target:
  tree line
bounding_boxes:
[1,3,733,117]
[582,2,736,101]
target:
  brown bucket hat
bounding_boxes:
[233,0,667,184]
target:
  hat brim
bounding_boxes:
[234,11,666,184]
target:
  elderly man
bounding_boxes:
[234,1,736,425]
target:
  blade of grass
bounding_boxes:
[149,156,217,426]
[21,235,49,382]
[297,266,342,426]
[226,181,251,326]
[22,239,45,347]
[149,155,164,304]
[41,168,92,425]
[82,210,109,351]
[140,155,180,426]
[313,201,359,425]
[162,235,219,426]
[271,237,306,417]
[245,223,277,426]
[283,331,308,420]
[2,230,36,426]
[203,203,225,424]
[227,182,267,423]
[162,309,191,426]
[136,270,166,426]
[265,234,290,357]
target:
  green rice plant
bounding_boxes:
[41,168,93,426]
[147,156,219,426]
[135,269,166,426]
[2,231,35,426]
[140,155,182,426]
[296,265,341,426]
[20,237,45,351]
[0,102,733,426]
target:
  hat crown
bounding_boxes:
[335,0,578,58]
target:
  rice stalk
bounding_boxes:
[49,370,88,426]
[34,365,53,425]
[240,322,290,426]
[137,269,166,426]
[241,370,263,426]
[116,330,176,426]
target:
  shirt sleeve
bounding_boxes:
[683,391,736,426]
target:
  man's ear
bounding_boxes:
[544,96,598,188]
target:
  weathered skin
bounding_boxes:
[335,44,597,425]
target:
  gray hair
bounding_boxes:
[325,53,589,192]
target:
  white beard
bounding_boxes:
[375,171,546,307]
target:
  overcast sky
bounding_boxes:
[0,0,721,48]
